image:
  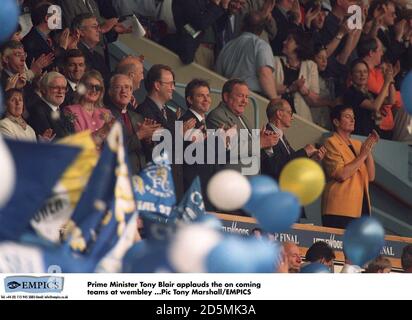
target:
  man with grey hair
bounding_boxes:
[261,99,325,181]
[107,73,161,174]
[115,56,145,108]
[28,72,72,139]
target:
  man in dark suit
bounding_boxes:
[167,0,229,66]
[261,99,325,180]
[28,72,72,139]
[261,99,326,220]
[107,74,160,174]
[22,3,66,71]
[180,79,218,210]
[137,64,184,199]
[61,49,87,108]
[72,13,111,82]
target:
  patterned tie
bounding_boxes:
[282,136,292,155]
[162,107,168,121]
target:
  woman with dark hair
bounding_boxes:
[273,31,320,122]
[0,88,54,141]
[321,105,378,229]
[343,59,395,137]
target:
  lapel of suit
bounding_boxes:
[333,133,357,162]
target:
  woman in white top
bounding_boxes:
[273,30,320,122]
[0,88,48,142]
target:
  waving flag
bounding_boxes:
[0,139,80,241]
[63,122,137,263]
[132,155,176,218]
[30,131,99,243]
[174,176,206,222]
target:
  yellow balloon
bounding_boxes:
[279,158,325,206]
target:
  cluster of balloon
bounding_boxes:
[279,158,325,206]
[343,217,385,267]
[300,262,331,273]
[400,71,412,115]
[206,236,281,273]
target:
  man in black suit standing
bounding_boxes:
[137,64,186,199]
[180,79,217,209]
[27,71,72,139]
[261,99,325,181]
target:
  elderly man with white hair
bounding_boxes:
[28,72,72,139]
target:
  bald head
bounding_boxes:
[283,242,302,273]
[116,56,144,91]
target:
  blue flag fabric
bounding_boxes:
[0,139,80,241]
[64,123,137,262]
[174,176,206,222]
[132,155,176,218]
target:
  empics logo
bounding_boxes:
[4,276,64,294]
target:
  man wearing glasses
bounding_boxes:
[73,13,111,82]
[28,72,72,139]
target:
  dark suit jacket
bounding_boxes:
[107,100,146,175]
[27,99,72,138]
[21,27,64,71]
[168,0,225,64]
[260,123,307,181]
[61,84,76,109]
[78,42,110,82]
[137,96,184,201]
[179,109,217,210]
[377,28,405,65]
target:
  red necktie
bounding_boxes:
[121,111,133,134]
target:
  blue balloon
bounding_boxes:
[246,192,300,233]
[122,240,175,273]
[246,238,282,272]
[343,217,385,267]
[401,71,412,115]
[244,175,279,211]
[300,262,331,273]
[207,237,255,273]
[0,0,20,44]
[194,214,223,230]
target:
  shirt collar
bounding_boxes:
[268,122,283,139]
[67,79,77,91]
[41,97,59,112]
[188,108,204,122]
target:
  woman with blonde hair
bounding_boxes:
[64,70,114,148]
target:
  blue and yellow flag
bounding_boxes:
[63,123,137,261]
[30,131,99,243]
[0,139,80,241]
[132,155,176,218]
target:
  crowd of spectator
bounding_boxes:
[1,0,411,232]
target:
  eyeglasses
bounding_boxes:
[49,86,68,92]
[158,80,176,87]
[280,109,293,116]
[86,84,103,92]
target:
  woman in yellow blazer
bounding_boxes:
[321,105,379,229]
